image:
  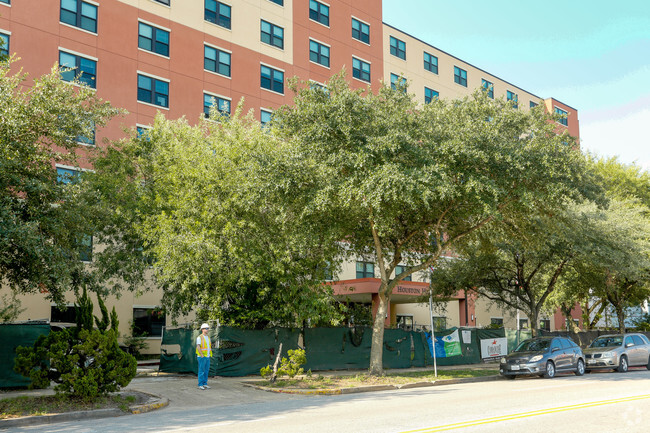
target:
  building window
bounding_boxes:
[137,74,169,108]
[136,126,151,140]
[424,87,438,104]
[79,234,93,262]
[530,101,538,109]
[309,0,329,26]
[309,81,328,92]
[309,39,330,67]
[352,57,370,82]
[56,166,80,184]
[269,0,283,5]
[396,315,413,331]
[60,0,97,33]
[390,73,406,92]
[203,93,231,118]
[481,79,494,98]
[539,319,551,331]
[395,265,411,281]
[507,90,518,108]
[153,0,170,5]
[205,0,231,29]
[76,120,95,145]
[260,64,284,94]
[0,0,9,5]
[423,51,438,74]
[59,51,96,89]
[356,261,374,279]
[519,318,529,329]
[490,317,504,327]
[454,66,467,87]
[554,107,568,126]
[51,305,78,323]
[351,18,369,44]
[204,45,231,77]
[261,109,272,127]
[432,316,446,332]
[138,22,169,57]
[0,32,9,58]
[389,36,406,60]
[133,307,166,337]
[261,20,284,49]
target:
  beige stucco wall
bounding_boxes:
[336,255,429,283]
[392,299,460,329]
[1,282,192,354]
[119,0,294,64]
[382,24,543,108]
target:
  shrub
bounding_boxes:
[260,348,307,379]
[14,289,137,400]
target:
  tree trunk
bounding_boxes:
[529,306,539,338]
[368,293,389,376]
[561,303,579,334]
[615,305,626,333]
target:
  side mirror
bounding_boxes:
[626,343,634,348]
[552,347,560,352]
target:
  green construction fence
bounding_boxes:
[0,323,51,388]
[159,326,519,376]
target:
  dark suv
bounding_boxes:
[500,337,585,379]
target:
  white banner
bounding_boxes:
[480,337,508,359]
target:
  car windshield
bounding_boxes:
[514,339,550,352]
[590,336,623,348]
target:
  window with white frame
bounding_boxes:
[60,0,97,33]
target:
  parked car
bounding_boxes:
[584,333,650,373]
[500,336,585,379]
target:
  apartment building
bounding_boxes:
[1,0,581,345]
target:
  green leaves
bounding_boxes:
[90,106,345,328]
[0,59,120,304]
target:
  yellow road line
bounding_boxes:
[401,394,650,432]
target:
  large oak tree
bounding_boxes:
[272,74,590,374]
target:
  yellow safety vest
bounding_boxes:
[196,334,212,357]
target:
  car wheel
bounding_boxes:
[544,361,556,378]
[505,375,516,380]
[575,359,585,376]
[617,355,628,373]
[647,356,650,371]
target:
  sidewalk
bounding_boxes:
[1,363,501,428]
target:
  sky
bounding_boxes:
[382,0,650,171]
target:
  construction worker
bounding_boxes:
[196,323,212,389]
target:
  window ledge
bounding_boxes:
[137,100,170,110]
[204,69,232,80]
[261,87,284,96]
[59,22,98,36]
[137,47,170,60]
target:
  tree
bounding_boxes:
[571,159,650,332]
[431,205,595,336]
[89,106,345,329]
[271,74,591,374]
[569,199,650,332]
[0,59,119,305]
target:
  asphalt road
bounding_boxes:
[9,368,650,433]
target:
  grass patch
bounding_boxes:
[0,393,142,419]
[257,368,498,390]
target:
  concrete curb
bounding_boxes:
[242,375,501,395]
[128,391,170,415]
[0,391,169,429]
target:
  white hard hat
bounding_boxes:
[200,323,209,330]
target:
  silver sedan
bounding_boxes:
[584,333,650,373]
